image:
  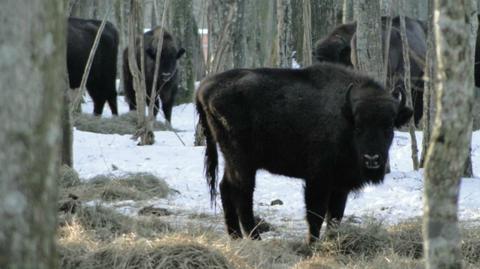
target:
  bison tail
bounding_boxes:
[195,99,218,207]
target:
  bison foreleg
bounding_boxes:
[305,180,331,244]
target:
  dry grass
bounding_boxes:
[57,169,480,268]
[61,172,170,202]
[58,165,81,188]
[74,111,170,135]
[57,211,480,269]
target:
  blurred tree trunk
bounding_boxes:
[171,0,201,104]
[423,0,475,268]
[195,0,236,146]
[0,0,65,268]
[463,0,477,177]
[342,0,354,23]
[399,3,419,170]
[311,0,338,43]
[62,89,73,167]
[275,0,292,67]
[302,0,312,66]
[353,0,385,83]
[114,0,127,94]
[232,0,246,68]
[291,0,304,65]
[420,0,436,168]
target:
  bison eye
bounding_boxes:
[354,127,363,134]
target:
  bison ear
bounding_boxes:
[394,106,413,128]
[341,83,354,124]
[176,48,186,59]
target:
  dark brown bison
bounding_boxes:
[123,27,185,122]
[314,16,426,126]
[196,63,413,243]
[67,17,119,116]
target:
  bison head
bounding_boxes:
[343,81,413,181]
[145,36,186,82]
[313,36,352,67]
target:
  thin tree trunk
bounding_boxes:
[342,0,354,23]
[463,0,478,177]
[62,88,73,167]
[275,0,292,67]
[233,0,246,68]
[399,7,419,170]
[420,0,436,168]
[0,0,65,268]
[129,0,154,145]
[423,0,474,268]
[302,0,312,66]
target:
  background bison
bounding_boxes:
[196,63,413,243]
[314,16,426,126]
[123,27,185,123]
[67,17,119,116]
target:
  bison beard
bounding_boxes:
[196,63,413,243]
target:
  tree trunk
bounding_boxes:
[171,0,203,104]
[342,0,354,23]
[129,0,154,145]
[302,0,312,66]
[423,0,474,268]
[62,88,73,167]
[352,0,385,83]
[0,0,65,268]
[420,0,436,168]
[399,4,419,170]
[275,0,292,67]
[463,0,478,177]
[311,0,337,42]
[291,0,304,65]
[233,0,246,68]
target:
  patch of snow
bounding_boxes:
[76,98,480,238]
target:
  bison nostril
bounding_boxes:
[363,154,380,161]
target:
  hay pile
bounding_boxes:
[74,111,170,134]
[61,172,170,202]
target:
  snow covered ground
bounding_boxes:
[76,97,480,238]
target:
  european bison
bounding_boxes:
[196,63,413,243]
[314,16,426,126]
[67,17,119,116]
[123,27,185,122]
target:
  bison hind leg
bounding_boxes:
[221,164,260,240]
[219,176,242,239]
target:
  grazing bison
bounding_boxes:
[123,27,185,122]
[196,63,413,243]
[67,17,119,116]
[314,16,426,126]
